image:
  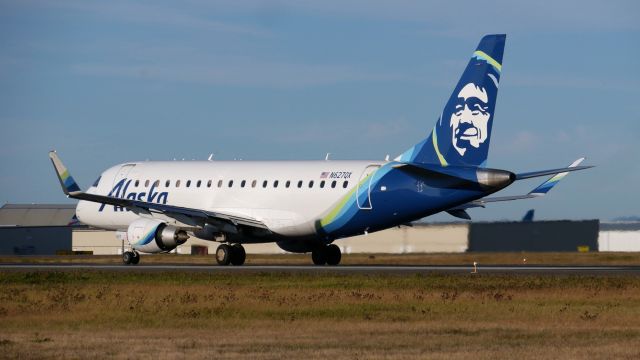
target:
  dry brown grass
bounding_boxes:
[0,271,639,359]
[1,251,639,266]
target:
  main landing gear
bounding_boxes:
[216,243,246,266]
[312,244,341,266]
[122,250,140,265]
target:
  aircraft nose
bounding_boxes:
[476,169,515,190]
[75,200,89,224]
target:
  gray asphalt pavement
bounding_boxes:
[1,264,639,274]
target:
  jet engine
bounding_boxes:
[127,218,189,253]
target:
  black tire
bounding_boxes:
[216,244,232,266]
[311,247,327,265]
[230,244,246,266]
[131,252,140,265]
[325,244,341,266]
[122,251,133,265]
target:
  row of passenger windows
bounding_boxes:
[134,179,349,189]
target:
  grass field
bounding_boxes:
[1,270,639,359]
[2,251,640,266]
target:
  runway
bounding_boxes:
[1,264,639,274]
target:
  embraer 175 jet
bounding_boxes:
[50,34,591,266]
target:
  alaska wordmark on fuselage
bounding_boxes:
[50,34,591,266]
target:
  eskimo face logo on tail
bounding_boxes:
[98,179,168,212]
[435,54,501,166]
[450,83,491,156]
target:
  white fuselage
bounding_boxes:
[76,160,382,238]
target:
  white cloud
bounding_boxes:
[17,0,270,37]
[187,0,640,32]
[72,60,404,88]
[493,130,539,155]
[506,73,636,91]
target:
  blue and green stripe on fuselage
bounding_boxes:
[316,162,504,240]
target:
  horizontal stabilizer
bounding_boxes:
[446,209,471,220]
[516,164,592,180]
[449,158,591,209]
[527,158,585,195]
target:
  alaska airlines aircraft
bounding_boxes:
[50,34,591,266]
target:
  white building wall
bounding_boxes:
[72,224,468,255]
[337,224,468,254]
[598,231,640,252]
[72,229,122,255]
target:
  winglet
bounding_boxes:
[49,151,82,195]
[527,157,584,196]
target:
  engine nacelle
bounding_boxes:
[127,218,189,253]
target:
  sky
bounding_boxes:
[0,0,638,222]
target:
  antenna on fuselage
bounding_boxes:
[385,154,390,161]
[325,153,331,161]
[208,153,214,161]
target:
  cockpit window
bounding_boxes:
[92,176,101,187]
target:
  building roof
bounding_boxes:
[0,203,77,227]
[600,222,640,231]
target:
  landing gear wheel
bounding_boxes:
[311,247,327,265]
[325,244,341,265]
[216,244,232,266]
[131,251,140,265]
[122,251,134,265]
[230,244,246,266]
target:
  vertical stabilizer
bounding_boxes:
[397,34,506,167]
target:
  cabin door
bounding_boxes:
[356,165,380,210]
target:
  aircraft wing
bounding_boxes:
[49,151,270,231]
[446,158,589,218]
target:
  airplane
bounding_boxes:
[49,34,591,266]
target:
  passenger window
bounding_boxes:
[251,180,257,188]
[308,180,314,188]
[297,180,303,188]
[241,180,246,188]
[331,180,336,188]
[153,180,159,187]
[197,180,202,188]
[228,180,233,187]
[274,180,279,188]
[285,180,291,188]
[135,180,140,187]
[207,180,212,188]
[186,180,191,188]
[320,180,325,188]
[145,180,150,187]
[217,180,223,188]
[176,180,181,188]
[343,181,348,188]
[92,176,101,187]
[165,180,170,187]
[262,180,268,188]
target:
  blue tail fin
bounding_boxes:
[397,34,506,167]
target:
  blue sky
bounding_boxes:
[1,0,638,221]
